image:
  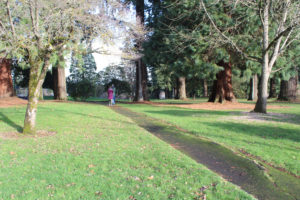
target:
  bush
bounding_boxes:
[67,79,96,101]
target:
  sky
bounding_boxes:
[65,3,137,77]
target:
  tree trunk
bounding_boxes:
[208,60,236,103]
[248,74,258,101]
[178,77,187,100]
[23,67,43,134]
[175,78,180,99]
[0,58,14,98]
[254,67,269,113]
[52,53,67,100]
[23,54,51,134]
[134,0,148,102]
[203,79,208,97]
[268,77,277,98]
[134,59,143,102]
[141,61,148,101]
[254,0,270,113]
[278,76,298,101]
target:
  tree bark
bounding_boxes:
[278,76,298,101]
[134,0,148,102]
[0,58,14,98]
[203,79,208,97]
[23,54,51,134]
[134,59,143,102]
[141,61,149,101]
[248,74,258,101]
[23,67,43,134]
[178,77,187,100]
[254,65,270,113]
[208,60,236,103]
[268,77,277,98]
[52,53,67,100]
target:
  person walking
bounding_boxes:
[107,85,114,106]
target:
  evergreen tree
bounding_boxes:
[67,52,98,100]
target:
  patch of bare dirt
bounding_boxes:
[145,101,287,111]
[0,130,56,139]
[0,97,27,108]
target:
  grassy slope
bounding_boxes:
[121,101,300,176]
[0,102,253,200]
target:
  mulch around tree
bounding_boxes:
[0,97,28,108]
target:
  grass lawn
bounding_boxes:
[120,101,300,177]
[0,102,254,199]
[150,98,208,104]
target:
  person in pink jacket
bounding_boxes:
[108,86,114,106]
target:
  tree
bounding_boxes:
[134,0,149,101]
[52,52,67,100]
[201,0,300,113]
[67,52,98,100]
[0,0,138,134]
[0,58,14,97]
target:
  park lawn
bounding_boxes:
[120,101,300,176]
[0,102,254,200]
[150,98,208,104]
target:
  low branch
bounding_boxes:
[6,0,16,39]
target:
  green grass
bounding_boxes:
[0,102,254,199]
[120,101,300,176]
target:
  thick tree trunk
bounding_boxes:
[248,74,258,101]
[203,79,208,97]
[278,76,298,101]
[178,77,187,100]
[208,61,236,103]
[52,53,67,100]
[23,67,43,134]
[53,67,67,100]
[0,59,14,98]
[254,68,269,113]
[268,77,276,98]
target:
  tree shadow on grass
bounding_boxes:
[205,121,300,143]
[145,110,300,143]
[0,112,23,132]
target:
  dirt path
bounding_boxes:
[111,105,300,200]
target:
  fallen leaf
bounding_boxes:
[147,175,154,180]
[88,164,95,168]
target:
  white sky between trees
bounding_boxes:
[65,3,137,77]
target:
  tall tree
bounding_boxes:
[132,0,148,101]
[52,52,67,101]
[0,58,14,98]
